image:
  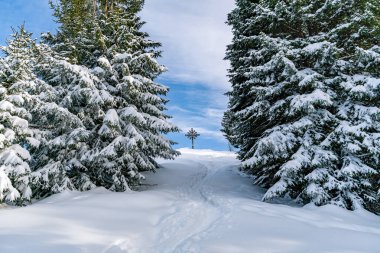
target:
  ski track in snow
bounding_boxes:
[153,160,233,253]
[0,148,379,253]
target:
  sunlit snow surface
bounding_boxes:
[0,148,379,253]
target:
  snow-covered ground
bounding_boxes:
[0,149,379,253]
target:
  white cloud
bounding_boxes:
[177,121,225,141]
[141,0,235,90]
[140,0,235,148]
[168,105,226,142]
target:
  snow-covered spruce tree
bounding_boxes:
[0,27,75,203]
[223,0,380,212]
[42,0,179,191]
[0,28,34,204]
[92,1,179,172]
[30,43,105,197]
[222,0,260,150]
[0,27,90,200]
[321,0,380,212]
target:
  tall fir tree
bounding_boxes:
[31,43,103,197]
[42,0,179,191]
[223,0,380,212]
[0,27,78,203]
[0,26,91,201]
[0,28,34,204]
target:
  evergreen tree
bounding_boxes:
[92,1,179,167]
[0,29,33,204]
[0,27,60,203]
[0,27,89,201]
[31,44,101,197]
[42,0,179,191]
[223,0,380,212]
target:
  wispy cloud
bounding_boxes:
[168,104,226,143]
[141,0,235,91]
[176,120,225,141]
[141,0,235,148]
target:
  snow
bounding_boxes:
[114,53,132,62]
[0,148,379,253]
[120,106,146,123]
[0,101,16,111]
[0,144,31,164]
[6,95,24,105]
[303,41,330,53]
[104,109,120,125]
[290,89,333,113]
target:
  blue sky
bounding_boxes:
[0,0,235,151]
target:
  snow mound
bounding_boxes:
[177,148,237,158]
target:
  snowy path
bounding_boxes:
[152,160,235,253]
[0,149,379,253]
